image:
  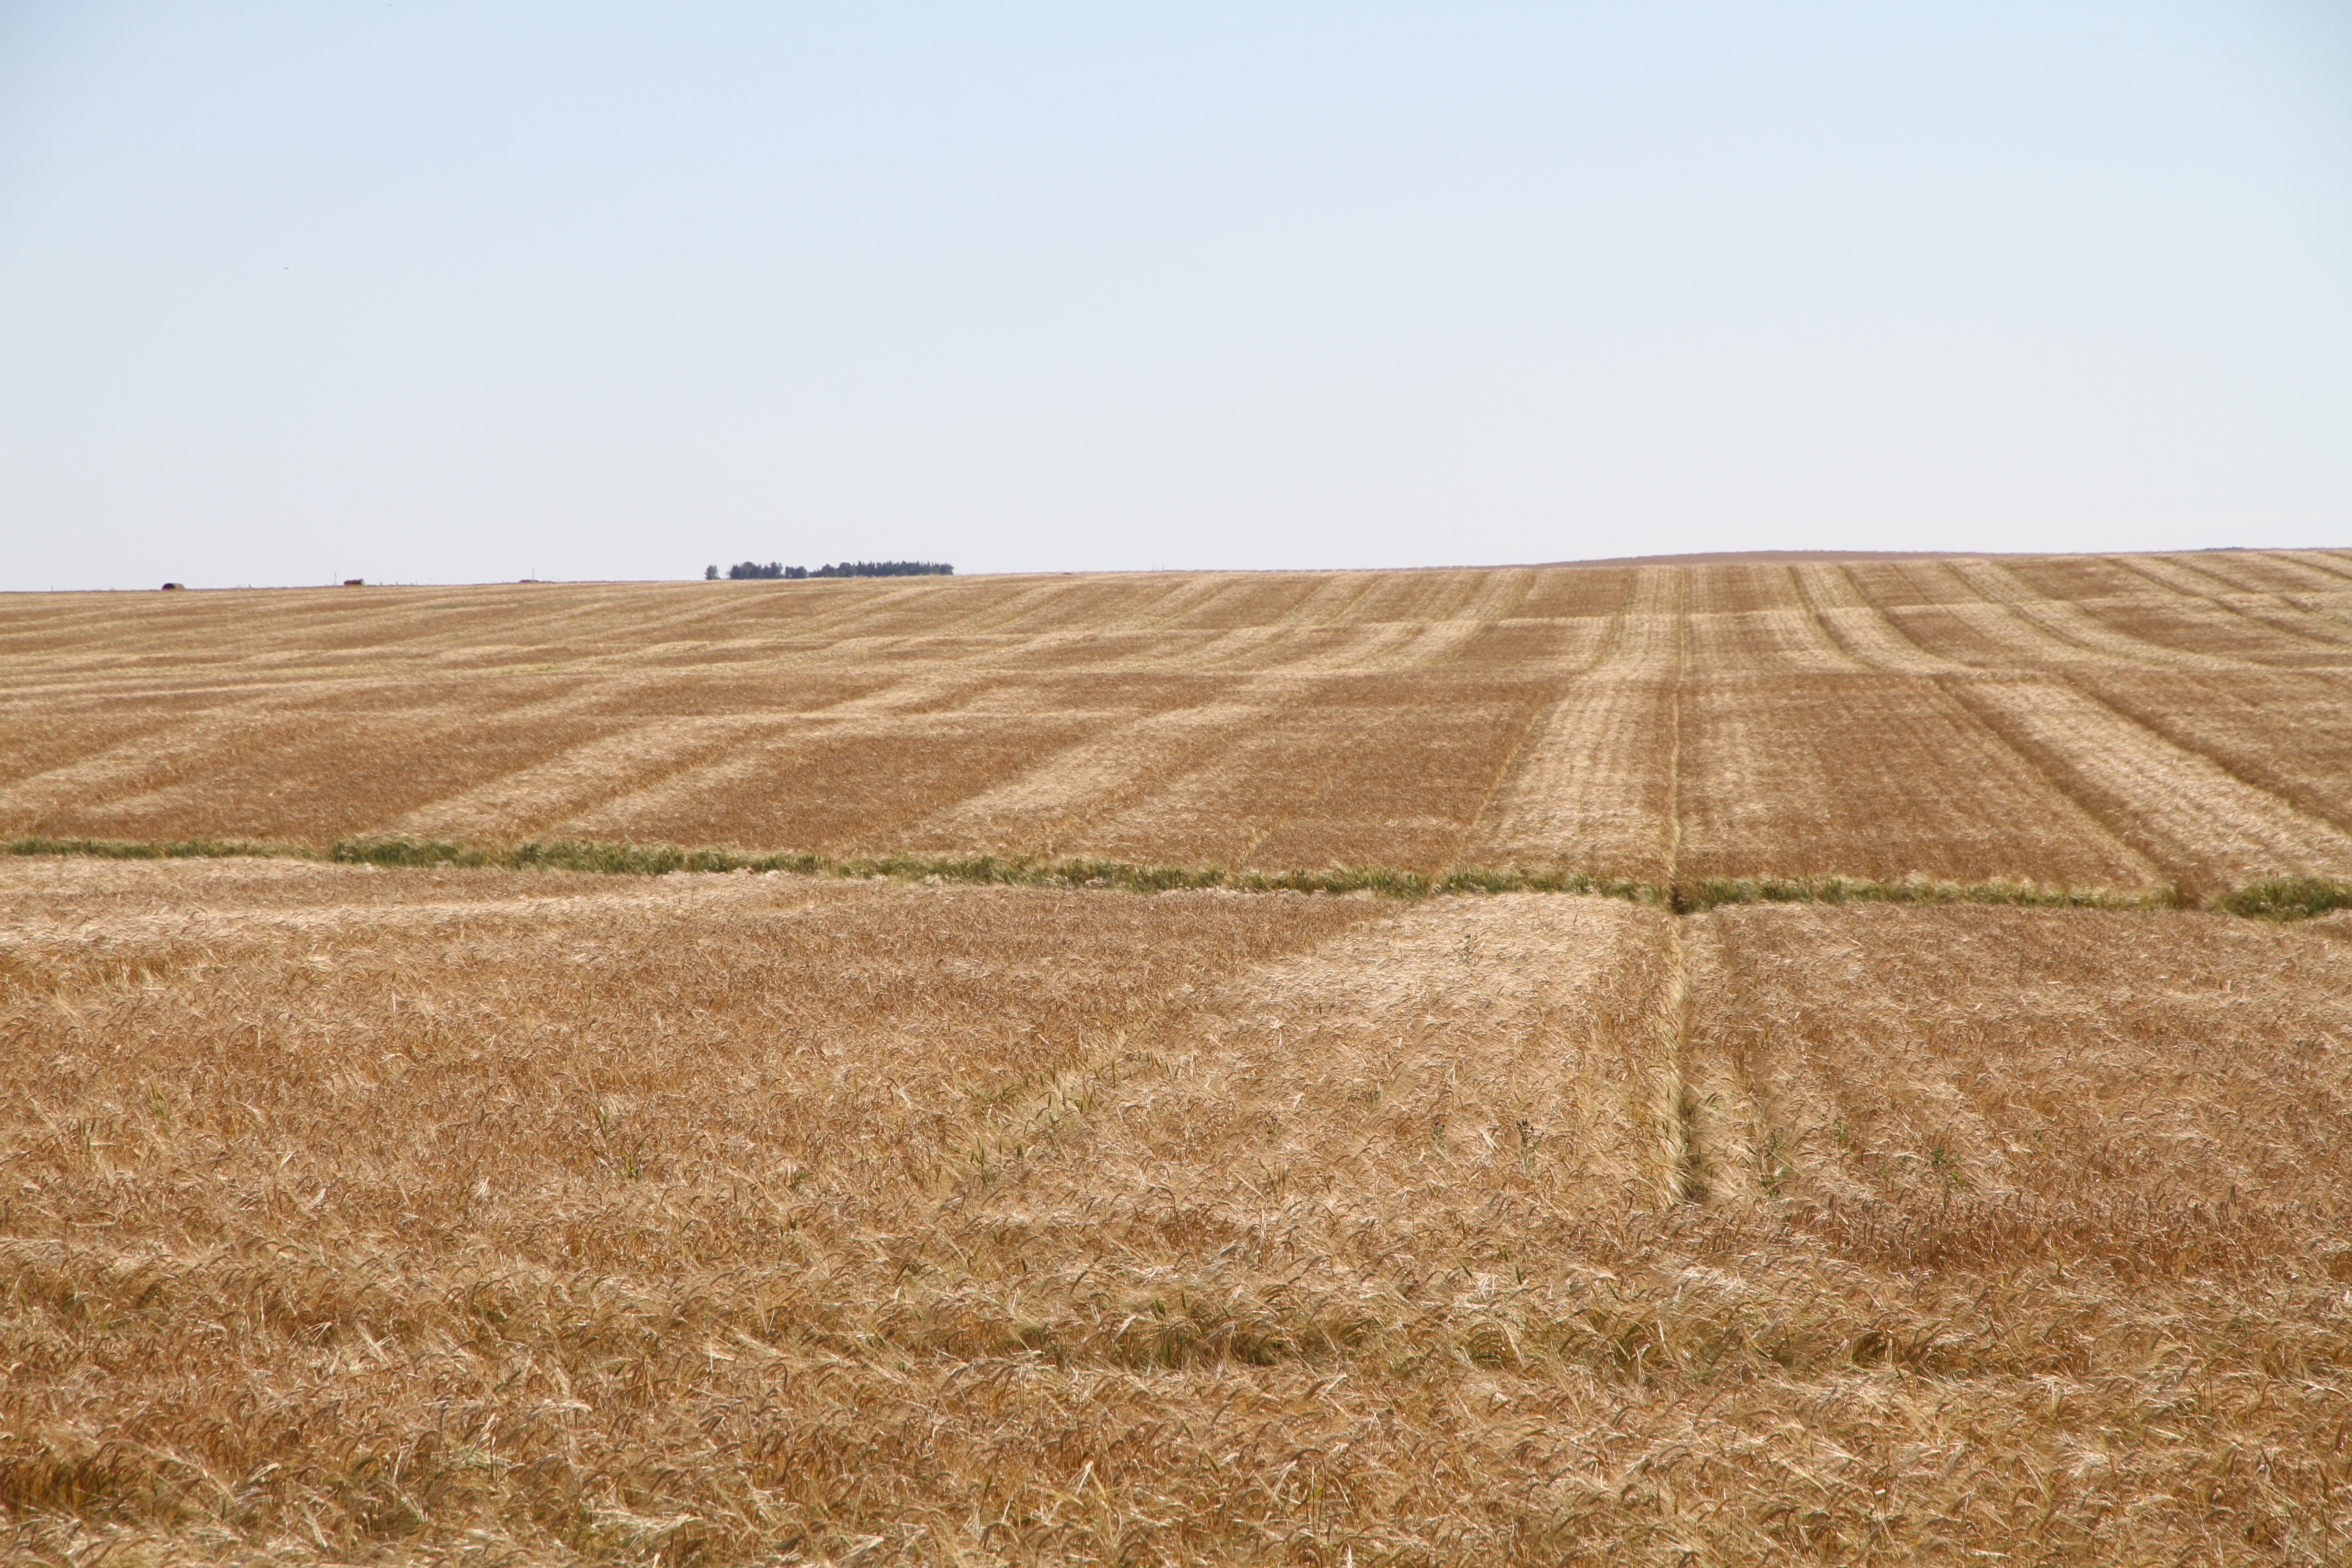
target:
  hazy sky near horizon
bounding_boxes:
[2,2,2347,589]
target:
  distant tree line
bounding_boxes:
[709,561,953,580]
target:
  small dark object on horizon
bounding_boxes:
[815,560,954,578]
[161,582,184,590]
[343,578,364,587]
[724,560,951,580]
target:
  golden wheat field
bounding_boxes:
[7,552,2352,892]
[6,553,2352,1565]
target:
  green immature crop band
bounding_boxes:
[10,834,2347,920]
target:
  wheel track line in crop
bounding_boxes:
[1664,575,1688,899]
[1658,578,1706,1203]
[1321,568,1467,628]
[1653,918,1706,1205]
[1684,602,1861,676]
[810,574,1127,649]
[2220,552,2352,639]
[976,581,1233,669]
[1470,565,1541,631]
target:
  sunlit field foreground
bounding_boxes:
[7,857,2352,1564]
[6,553,2352,1564]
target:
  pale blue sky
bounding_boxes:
[2,1,2346,588]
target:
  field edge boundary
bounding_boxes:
[10,833,2344,920]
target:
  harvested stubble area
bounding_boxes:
[4,551,2352,892]
[7,858,2352,1564]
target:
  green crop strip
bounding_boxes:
[2,833,1650,901]
[326,837,1659,902]
[7,834,2347,921]
[2206,875,2352,921]
[1672,875,2180,914]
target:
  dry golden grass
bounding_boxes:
[7,858,2352,1564]
[1684,902,2352,1217]
[5,553,2351,890]
[9,554,2352,1563]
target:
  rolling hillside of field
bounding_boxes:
[7,551,2352,893]
[6,553,2352,1564]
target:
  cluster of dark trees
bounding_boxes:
[709,561,954,580]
